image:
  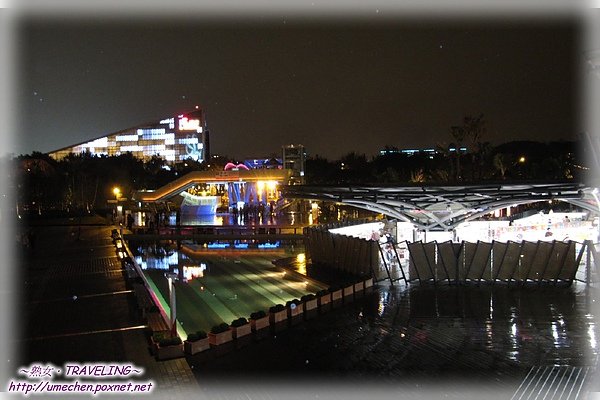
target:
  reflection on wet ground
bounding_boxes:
[188,282,600,398]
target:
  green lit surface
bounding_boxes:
[143,249,327,335]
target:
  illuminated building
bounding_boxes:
[243,157,282,169]
[379,146,467,157]
[48,108,209,164]
[282,144,306,184]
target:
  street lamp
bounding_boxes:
[112,187,122,226]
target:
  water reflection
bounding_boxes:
[509,306,519,362]
[586,314,597,354]
[378,291,392,317]
[394,286,598,366]
[178,211,308,226]
[134,243,181,270]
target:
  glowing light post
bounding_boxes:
[113,186,121,202]
[165,272,178,337]
[112,186,122,233]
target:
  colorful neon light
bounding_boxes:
[178,117,202,133]
[224,163,250,171]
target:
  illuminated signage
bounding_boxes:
[178,116,203,133]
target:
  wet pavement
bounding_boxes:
[187,282,600,399]
[17,223,198,400]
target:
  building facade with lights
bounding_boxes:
[379,146,467,157]
[282,144,306,184]
[48,109,209,164]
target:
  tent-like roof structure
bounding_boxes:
[283,182,598,231]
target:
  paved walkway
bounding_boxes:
[18,222,198,399]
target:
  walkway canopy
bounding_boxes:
[283,182,599,231]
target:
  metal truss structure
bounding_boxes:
[283,182,599,231]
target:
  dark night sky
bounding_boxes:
[17,15,581,160]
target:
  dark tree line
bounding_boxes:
[306,139,580,186]
[307,115,581,185]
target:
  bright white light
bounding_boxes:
[178,137,199,144]
[551,322,559,345]
[120,145,143,152]
[589,324,597,350]
[116,134,139,142]
[183,263,207,281]
[267,181,278,191]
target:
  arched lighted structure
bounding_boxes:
[283,182,598,231]
[134,169,292,214]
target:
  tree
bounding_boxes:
[450,114,486,181]
[493,153,511,180]
[410,169,425,183]
[449,128,466,182]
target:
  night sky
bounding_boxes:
[17,14,581,160]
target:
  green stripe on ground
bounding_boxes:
[203,259,276,317]
[173,282,231,334]
[214,261,291,305]
[237,256,319,299]
[212,259,289,302]
[233,256,310,299]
